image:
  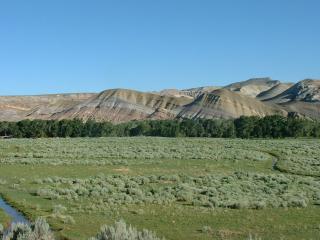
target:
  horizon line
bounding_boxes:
[1,77,318,97]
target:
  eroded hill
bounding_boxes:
[0,78,319,122]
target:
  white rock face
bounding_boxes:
[267,79,320,103]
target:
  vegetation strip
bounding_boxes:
[0,115,320,138]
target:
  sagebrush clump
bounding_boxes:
[50,205,75,224]
[89,220,165,240]
[1,219,164,240]
[3,217,54,240]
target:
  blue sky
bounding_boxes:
[0,0,319,95]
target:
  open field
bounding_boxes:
[0,137,320,239]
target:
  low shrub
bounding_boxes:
[247,234,262,240]
[52,205,67,216]
[89,220,165,240]
[3,217,54,240]
[200,226,213,234]
[51,205,75,224]
[0,179,6,185]
[3,222,31,240]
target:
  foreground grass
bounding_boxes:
[0,137,319,239]
[0,209,10,227]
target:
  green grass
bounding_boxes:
[0,209,10,227]
[0,137,320,239]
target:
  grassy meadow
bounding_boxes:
[0,137,319,239]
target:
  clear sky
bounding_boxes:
[0,0,319,95]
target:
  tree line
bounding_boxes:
[0,115,319,138]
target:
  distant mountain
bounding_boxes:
[224,78,282,98]
[178,89,285,119]
[256,83,294,101]
[51,89,192,122]
[263,79,320,119]
[264,79,320,103]
[0,93,94,122]
[158,86,220,99]
[0,78,319,122]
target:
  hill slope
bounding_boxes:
[178,89,285,119]
[256,83,294,100]
[0,78,319,122]
[52,89,193,122]
[265,79,320,103]
[264,79,320,118]
[0,93,95,121]
[224,77,281,98]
